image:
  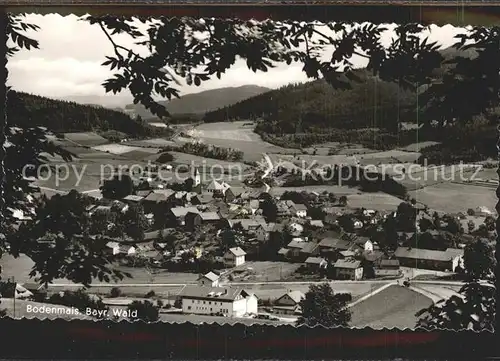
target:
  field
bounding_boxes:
[398,141,441,152]
[125,138,177,147]
[408,182,496,213]
[269,149,421,168]
[63,132,109,146]
[346,192,403,211]
[349,285,432,329]
[33,157,137,192]
[270,185,362,197]
[92,143,145,155]
[397,164,479,191]
[229,261,302,282]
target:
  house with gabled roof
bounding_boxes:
[305,256,328,270]
[333,259,363,280]
[291,203,308,218]
[255,222,275,242]
[272,290,305,316]
[198,271,221,287]
[224,186,245,203]
[394,247,464,272]
[169,206,200,225]
[224,247,247,267]
[185,211,221,231]
[206,180,225,193]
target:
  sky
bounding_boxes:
[7,14,466,108]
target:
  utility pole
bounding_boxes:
[11,276,15,318]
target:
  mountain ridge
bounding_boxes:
[124,85,271,119]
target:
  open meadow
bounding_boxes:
[346,192,403,211]
[63,132,109,146]
[349,285,432,329]
[408,182,496,213]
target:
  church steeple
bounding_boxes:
[191,166,201,186]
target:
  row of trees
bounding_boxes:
[161,142,244,161]
[6,90,170,138]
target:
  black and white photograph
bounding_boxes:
[3,12,497,331]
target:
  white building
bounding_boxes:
[191,166,201,186]
[198,271,220,287]
[292,203,308,218]
[362,239,374,252]
[224,247,247,267]
[179,286,258,317]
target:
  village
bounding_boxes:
[10,157,491,324]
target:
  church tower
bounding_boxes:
[191,166,201,186]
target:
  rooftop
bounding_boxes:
[123,195,144,202]
[305,256,326,265]
[199,271,220,282]
[394,247,463,262]
[178,286,254,302]
[200,212,220,221]
[227,247,247,257]
[171,206,200,217]
[334,259,362,269]
[279,290,305,304]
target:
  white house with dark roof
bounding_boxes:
[179,286,258,317]
[105,241,120,256]
[224,247,247,267]
[291,203,308,218]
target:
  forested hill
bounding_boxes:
[124,85,270,119]
[7,90,167,137]
[203,70,417,131]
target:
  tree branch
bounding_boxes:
[98,21,144,62]
[310,26,370,59]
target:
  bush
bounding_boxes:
[145,290,156,298]
[0,281,16,298]
[110,287,122,298]
[128,300,159,322]
[157,152,174,163]
[33,291,47,302]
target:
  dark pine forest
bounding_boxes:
[6,90,171,138]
